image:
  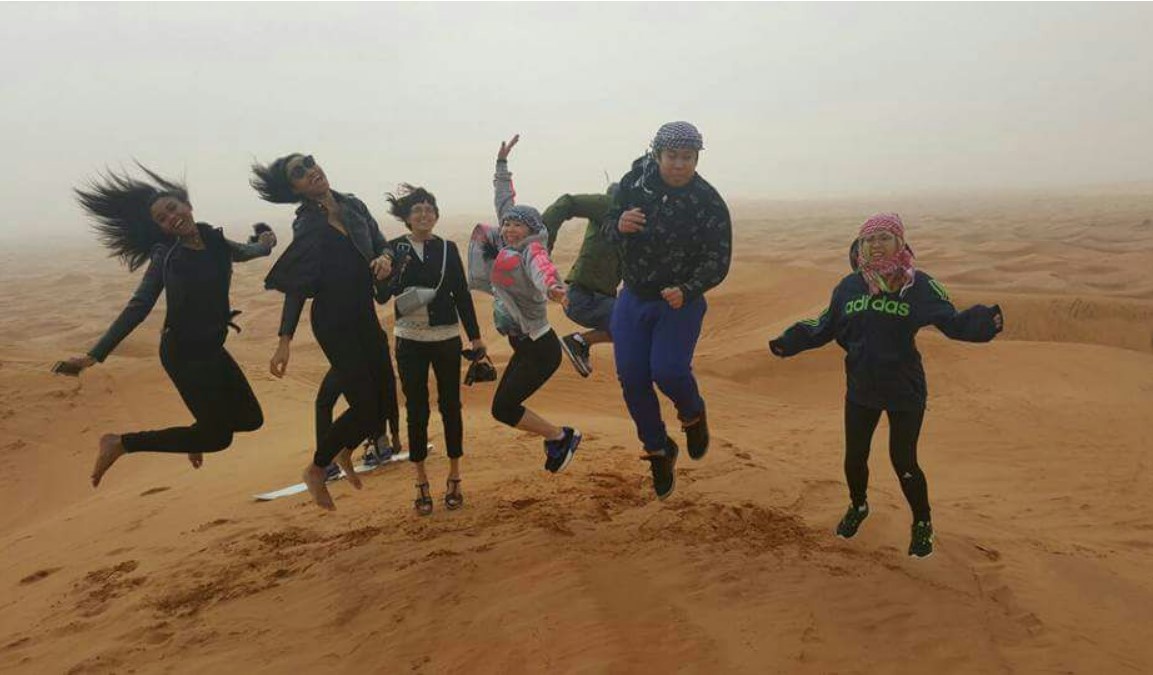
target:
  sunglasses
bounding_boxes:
[288,155,317,180]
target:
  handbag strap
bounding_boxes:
[432,238,448,292]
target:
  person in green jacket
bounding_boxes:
[542,184,621,377]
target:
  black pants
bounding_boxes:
[396,336,463,463]
[121,332,263,454]
[844,400,930,522]
[491,330,562,427]
[311,307,386,469]
[314,335,401,452]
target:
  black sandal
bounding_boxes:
[414,482,433,516]
[445,478,464,510]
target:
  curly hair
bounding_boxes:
[250,153,304,204]
[385,183,439,229]
[74,163,189,271]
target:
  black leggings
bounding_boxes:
[491,330,562,427]
[121,333,263,454]
[844,400,930,523]
[311,309,386,469]
[396,336,463,463]
[314,335,401,452]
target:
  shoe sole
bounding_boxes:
[559,339,592,378]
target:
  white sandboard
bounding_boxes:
[253,448,419,502]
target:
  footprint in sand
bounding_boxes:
[19,567,62,585]
[139,486,170,497]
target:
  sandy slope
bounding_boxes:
[2,193,1152,674]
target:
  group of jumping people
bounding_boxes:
[59,121,1003,559]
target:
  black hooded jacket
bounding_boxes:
[770,270,1002,411]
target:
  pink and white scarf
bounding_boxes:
[856,212,916,296]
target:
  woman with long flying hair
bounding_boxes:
[59,165,275,487]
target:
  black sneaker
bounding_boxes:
[324,463,342,482]
[909,521,934,559]
[681,404,709,460]
[560,333,592,378]
[835,503,869,539]
[544,427,582,473]
[641,437,679,501]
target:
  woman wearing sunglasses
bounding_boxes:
[252,153,398,510]
[59,165,276,487]
[379,184,485,515]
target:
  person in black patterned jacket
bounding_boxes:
[602,121,732,500]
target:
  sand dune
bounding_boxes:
[2,192,1152,673]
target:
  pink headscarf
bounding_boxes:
[856,212,916,296]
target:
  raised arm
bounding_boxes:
[87,246,167,363]
[494,134,520,223]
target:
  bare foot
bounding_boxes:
[92,434,125,487]
[335,448,361,489]
[302,464,336,510]
[188,453,203,469]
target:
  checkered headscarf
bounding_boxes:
[501,204,544,233]
[856,213,916,296]
[651,121,704,153]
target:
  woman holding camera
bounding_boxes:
[380,185,485,516]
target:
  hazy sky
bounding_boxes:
[2,2,1151,242]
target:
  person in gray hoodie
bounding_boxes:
[467,135,582,473]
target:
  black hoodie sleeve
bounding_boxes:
[920,275,1003,342]
[447,241,481,341]
[88,246,167,362]
[769,286,841,357]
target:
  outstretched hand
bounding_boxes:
[768,339,787,358]
[54,355,95,376]
[498,134,520,161]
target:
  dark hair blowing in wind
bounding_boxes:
[250,153,304,204]
[385,183,439,228]
[74,164,190,271]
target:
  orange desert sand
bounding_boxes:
[2,191,1152,674]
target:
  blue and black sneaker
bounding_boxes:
[909,521,934,559]
[324,463,342,482]
[544,427,581,473]
[363,438,394,468]
[835,503,870,539]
